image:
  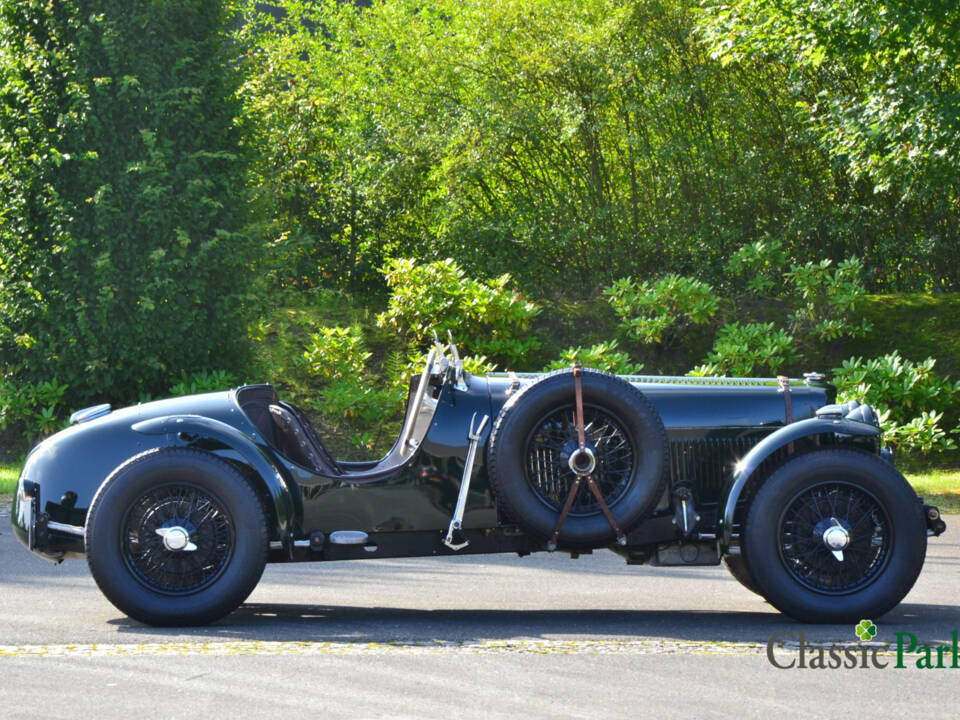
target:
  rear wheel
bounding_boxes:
[85,447,268,626]
[742,448,926,623]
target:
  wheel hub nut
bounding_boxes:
[568,447,597,476]
[157,526,192,551]
[822,525,850,550]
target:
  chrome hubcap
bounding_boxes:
[156,525,197,552]
[822,520,850,562]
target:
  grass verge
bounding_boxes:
[1,462,18,499]
[904,468,960,514]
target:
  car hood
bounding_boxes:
[485,373,833,430]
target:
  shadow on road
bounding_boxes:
[106,601,960,645]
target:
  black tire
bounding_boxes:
[85,447,268,626]
[488,368,668,547]
[722,555,761,596]
[742,448,926,623]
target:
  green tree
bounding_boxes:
[699,0,960,287]
[0,0,258,405]
[243,0,854,293]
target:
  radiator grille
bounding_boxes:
[669,436,763,499]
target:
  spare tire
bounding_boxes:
[488,368,668,547]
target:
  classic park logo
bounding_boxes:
[855,619,878,641]
[766,620,960,669]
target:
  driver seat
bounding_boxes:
[268,403,343,476]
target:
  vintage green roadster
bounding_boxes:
[11,337,946,626]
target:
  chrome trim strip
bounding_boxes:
[25,492,35,551]
[272,540,312,549]
[69,403,112,424]
[47,520,84,536]
[488,372,796,388]
[328,530,368,545]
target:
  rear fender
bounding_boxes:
[132,414,300,555]
[717,417,881,553]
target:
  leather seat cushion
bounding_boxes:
[267,404,341,476]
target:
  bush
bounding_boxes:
[881,412,956,455]
[785,258,872,341]
[376,258,540,365]
[543,340,644,374]
[304,326,407,451]
[0,380,70,440]
[0,1,257,413]
[832,353,960,452]
[605,274,718,346]
[168,370,240,398]
[304,327,371,383]
[833,354,960,417]
[726,241,872,342]
[724,239,788,295]
[699,322,799,376]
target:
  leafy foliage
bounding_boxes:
[700,322,800,377]
[833,354,960,417]
[832,353,960,452]
[304,327,372,383]
[883,412,956,455]
[699,0,960,287]
[0,380,69,439]
[302,322,496,452]
[605,275,718,346]
[168,370,240,398]
[304,325,407,451]
[785,258,873,341]
[724,240,788,296]
[726,242,872,342]
[0,0,258,421]
[241,0,960,293]
[376,258,540,365]
[543,340,644,374]
[0,0,956,463]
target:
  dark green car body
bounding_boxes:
[12,369,890,567]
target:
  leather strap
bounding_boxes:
[586,476,623,537]
[573,363,586,451]
[778,375,795,455]
[777,375,793,424]
[549,364,624,549]
[549,477,583,549]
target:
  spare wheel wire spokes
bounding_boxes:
[548,363,627,550]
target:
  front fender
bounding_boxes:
[132,414,299,554]
[717,417,881,553]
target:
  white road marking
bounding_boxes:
[0,638,899,658]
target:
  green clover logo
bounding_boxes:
[855,620,877,641]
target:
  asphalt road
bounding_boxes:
[2,507,960,718]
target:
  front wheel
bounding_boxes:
[722,555,761,596]
[85,447,268,626]
[742,448,927,623]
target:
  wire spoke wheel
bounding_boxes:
[121,483,235,596]
[778,481,891,595]
[523,403,637,517]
